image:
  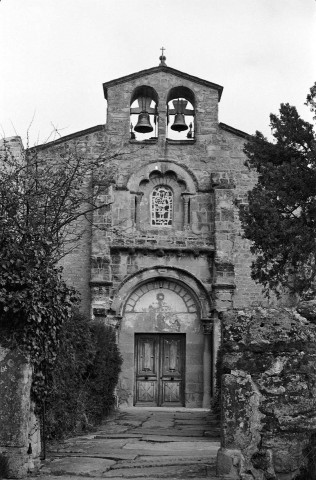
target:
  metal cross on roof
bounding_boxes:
[159,47,167,66]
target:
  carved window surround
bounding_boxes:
[151,186,173,227]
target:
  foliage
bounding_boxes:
[86,322,122,423]
[0,454,9,479]
[239,83,316,298]
[294,433,316,480]
[0,136,116,411]
[0,138,116,259]
[45,312,122,440]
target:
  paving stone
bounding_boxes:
[131,429,207,437]
[121,449,215,457]
[141,435,215,442]
[94,425,129,433]
[51,439,128,453]
[31,476,219,480]
[94,428,129,435]
[36,407,221,480]
[142,421,175,427]
[94,433,143,439]
[116,420,143,427]
[115,456,216,467]
[123,440,218,451]
[174,420,210,424]
[41,456,116,476]
[102,463,209,477]
[50,452,138,460]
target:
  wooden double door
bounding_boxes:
[134,334,185,407]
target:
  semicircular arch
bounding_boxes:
[111,266,211,319]
[127,161,197,193]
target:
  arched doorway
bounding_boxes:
[115,276,212,408]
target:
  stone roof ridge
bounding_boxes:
[30,124,105,151]
[219,122,250,139]
[103,65,224,101]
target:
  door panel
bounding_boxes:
[135,334,185,406]
[161,380,181,404]
[136,380,157,404]
[137,336,157,376]
[160,336,184,406]
[135,336,158,405]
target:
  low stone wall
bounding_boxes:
[0,348,41,478]
[217,307,316,480]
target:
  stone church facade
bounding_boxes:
[36,58,264,408]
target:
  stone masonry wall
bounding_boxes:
[35,67,271,319]
[32,67,275,409]
[217,307,316,480]
[36,128,108,318]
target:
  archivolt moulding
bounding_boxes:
[127,161,197,193]
[111,266,212,319]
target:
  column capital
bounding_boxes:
[181,191,192,199]
[201,318,213,335]
[104,313,122,329]
[114,315,123,329]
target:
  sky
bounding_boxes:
[0,0,315,146]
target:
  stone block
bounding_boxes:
[220,308,316,480]
[0,350,31,447]
[217,447,243,478]
[0,349,40,478]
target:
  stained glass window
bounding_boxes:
[151,186,173,226]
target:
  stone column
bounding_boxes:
[0,348,41,478]
[158,105,167,144]
[202,319,213,408]
[181,192,190,228]
[212,310,221,395]
[134,192,143,229]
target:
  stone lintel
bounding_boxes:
[109,245,215,256]
[166,139,196,145]
[212,283,236,290]
[129,139,158,145]
[89,280,113,286]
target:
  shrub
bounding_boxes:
[0,454,9,479]
[44,312,122,440]
[85,323,122,423]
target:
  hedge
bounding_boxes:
[44,312,122,440]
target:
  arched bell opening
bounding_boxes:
[130,86,159,141]
[166,86,195,141]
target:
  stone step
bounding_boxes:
[94,432,220,439]
[110,456,217,468]
[39,458,219,479]
[33,475,221,480]
[102,463,216,478]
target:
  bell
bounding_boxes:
[171,99,188,132]
[171,113,188,132]
[134,112,153,133]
